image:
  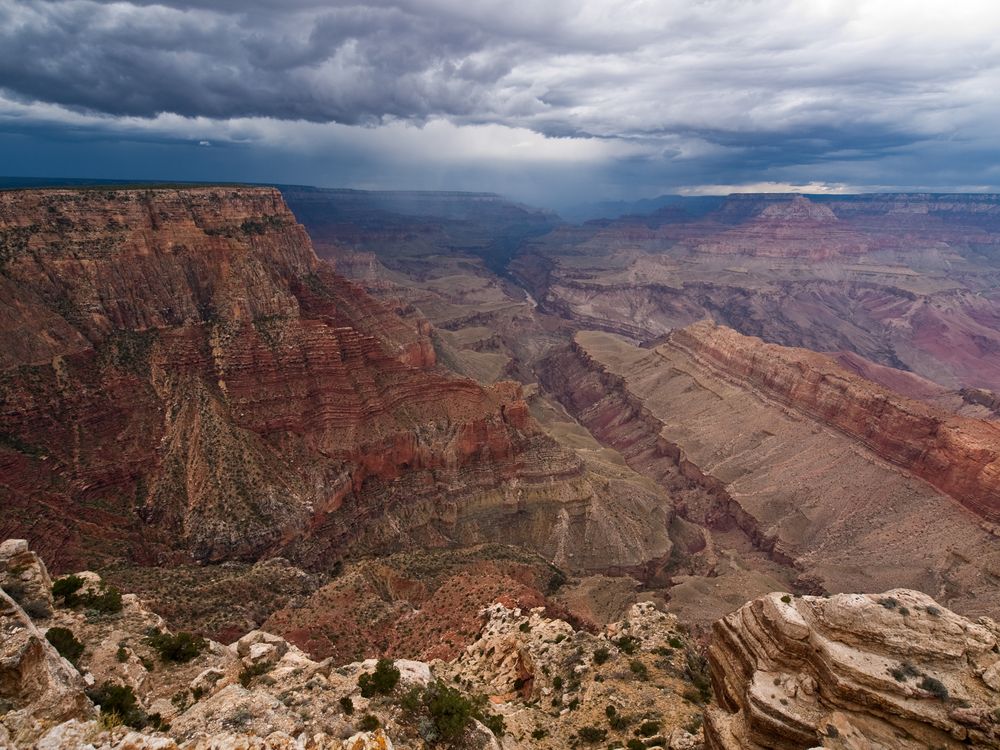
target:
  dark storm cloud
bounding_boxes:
[2,1,1000,199]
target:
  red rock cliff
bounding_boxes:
[0,187,601,570]
[671,321,1000,523]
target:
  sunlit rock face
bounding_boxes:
[705,589,1000,749]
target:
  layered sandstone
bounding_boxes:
[705,589,1000,749]
[542,323,1000,618]
[0,187,668,573]
[670,321,1000,523]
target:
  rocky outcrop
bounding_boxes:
[0,187,668,575]
[0,539,53,619]
[705,589,1000,749]
[0,587,94,745]
[2,541,708,750]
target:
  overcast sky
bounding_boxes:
[2,0,1000,208]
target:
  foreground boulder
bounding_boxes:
[705,589,1000,749]
[0,539,54,619]
[0,587,94,745]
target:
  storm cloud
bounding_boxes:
[2,0,1000,204]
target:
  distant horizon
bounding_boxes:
[6,174,1000,212]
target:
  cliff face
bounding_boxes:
[670,321,1000,524]
[0,187,666,573]
[542,323,1000,618]
[705,589,1000,749]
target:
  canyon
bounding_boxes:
[4,183,1000,748]
[0,187,669,576]
[513,193,1000,393]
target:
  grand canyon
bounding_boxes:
[1,182,999,749]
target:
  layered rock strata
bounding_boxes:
[0,187,669,573]
[705,589,1000,749]
[512,193,1000,391]
[543,323,1000,617]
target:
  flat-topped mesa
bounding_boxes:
[669,320,1000,524]
[1,187,661,572]
[705,589,1000,749]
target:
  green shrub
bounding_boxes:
[146,631,206,663]
[358,714,380,731]
[593,646,611,665]
[358,658,400,697]
[531,728,547,740]
[339,696,354,715]
[635,720,661,737]
[578,726,607,743]
[629,659,649,680]
[83,585,123,614]
[888,661,920,682]
[552,675,563,690]
[479,711,505,737]
[52,575,84,605]
[87,682,147,729]
[626,739,646,750]
[424,683,475,740]
[780,595,792,604]
[668,635,684,649]
[45,626,84,665]
[115,645,128,663]
[400,686,423,713]
[615,635,639,655]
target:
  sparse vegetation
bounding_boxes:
[636,719,661,737]
[358,714,380,732]
[145,630,206,663]
[45,626,84,666]
[51,575,84,605]
[628,659,649,680]
[593,645,610,665]
[239,662,272,687]
[919,675,949,700]
[888,661,920,682]
[339,696,354,715]
[615,635,639,655]
[87,682,147,729]
[578,725,607,743]
[358,658,400,697]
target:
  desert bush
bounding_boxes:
[51,575,84,605]
[358,714,380,731]
[87,682,147,729]
[358,658,400,697]
[578,726,607,743]
[146,630,206,663]
[45,626,84,665]
[593,646,611,665]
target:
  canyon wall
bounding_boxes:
[0,187,670,573]
[542,323,1000,618]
